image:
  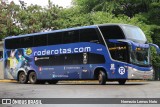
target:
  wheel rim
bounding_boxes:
[98,73,102,83]
[19,72,26,82]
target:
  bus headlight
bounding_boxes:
[133,68,138,72]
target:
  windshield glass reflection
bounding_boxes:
[130,47,151,66]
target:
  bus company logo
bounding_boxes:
[26,48,32,55]
[33,47,91,56]
[118,66,125,75]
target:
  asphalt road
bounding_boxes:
[0,81,160,107]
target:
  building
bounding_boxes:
[0,41,4,79]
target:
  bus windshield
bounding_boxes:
[122,25,147,44]
[130,47,151,67]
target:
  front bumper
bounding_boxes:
[128,67,153,79]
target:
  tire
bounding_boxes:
[98,71,106,85]
[118,80,126,85]
[47,80,58,84]
[18,72,28,84]
[29,72,38,84]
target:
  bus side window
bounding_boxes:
[34,34,47,47]
[5,38,21,49]
[20,36,33,48]
[99,26,125,40]
[63,30,79,44]
[80,28,100,44]
[64,53,83,65]
[108,43,129,63]
[48,32,63,45]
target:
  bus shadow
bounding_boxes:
[54,81,148,85]
[55,83,147,86]
[9,81,148,86]
[45,82,148,86]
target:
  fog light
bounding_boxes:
[132,74,134,77]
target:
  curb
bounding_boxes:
[0,79,17,82]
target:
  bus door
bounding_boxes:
[108,43,129,79]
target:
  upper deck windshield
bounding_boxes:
[121,25,147,43]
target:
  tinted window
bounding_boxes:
[99,26,125,40]
[88,53,105,64]
[63,30,79,44]
[64,53,83,65]
[34,34,47,47]
[5,38,21,49]
[20,36,33,48]
[108,43,129,63]
[34,55,64,66]
[48,32,63,45]
[80,28,101,43]
[35,53,84,66]
[53,55,64,65]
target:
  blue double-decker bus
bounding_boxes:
[3,24,160,85]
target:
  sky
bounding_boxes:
[7,0,72,8]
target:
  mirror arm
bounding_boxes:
[149,43,160,54]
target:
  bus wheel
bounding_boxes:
[118,80,126,85]
[29,72,38,84]
[98,71,106,85]
[47,80,58,84]
[18,72,28,84]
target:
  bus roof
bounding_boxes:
[98,23,137,28]
[4,23,137,40]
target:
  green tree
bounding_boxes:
[0,1,21,40]
[73,0,160,17]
